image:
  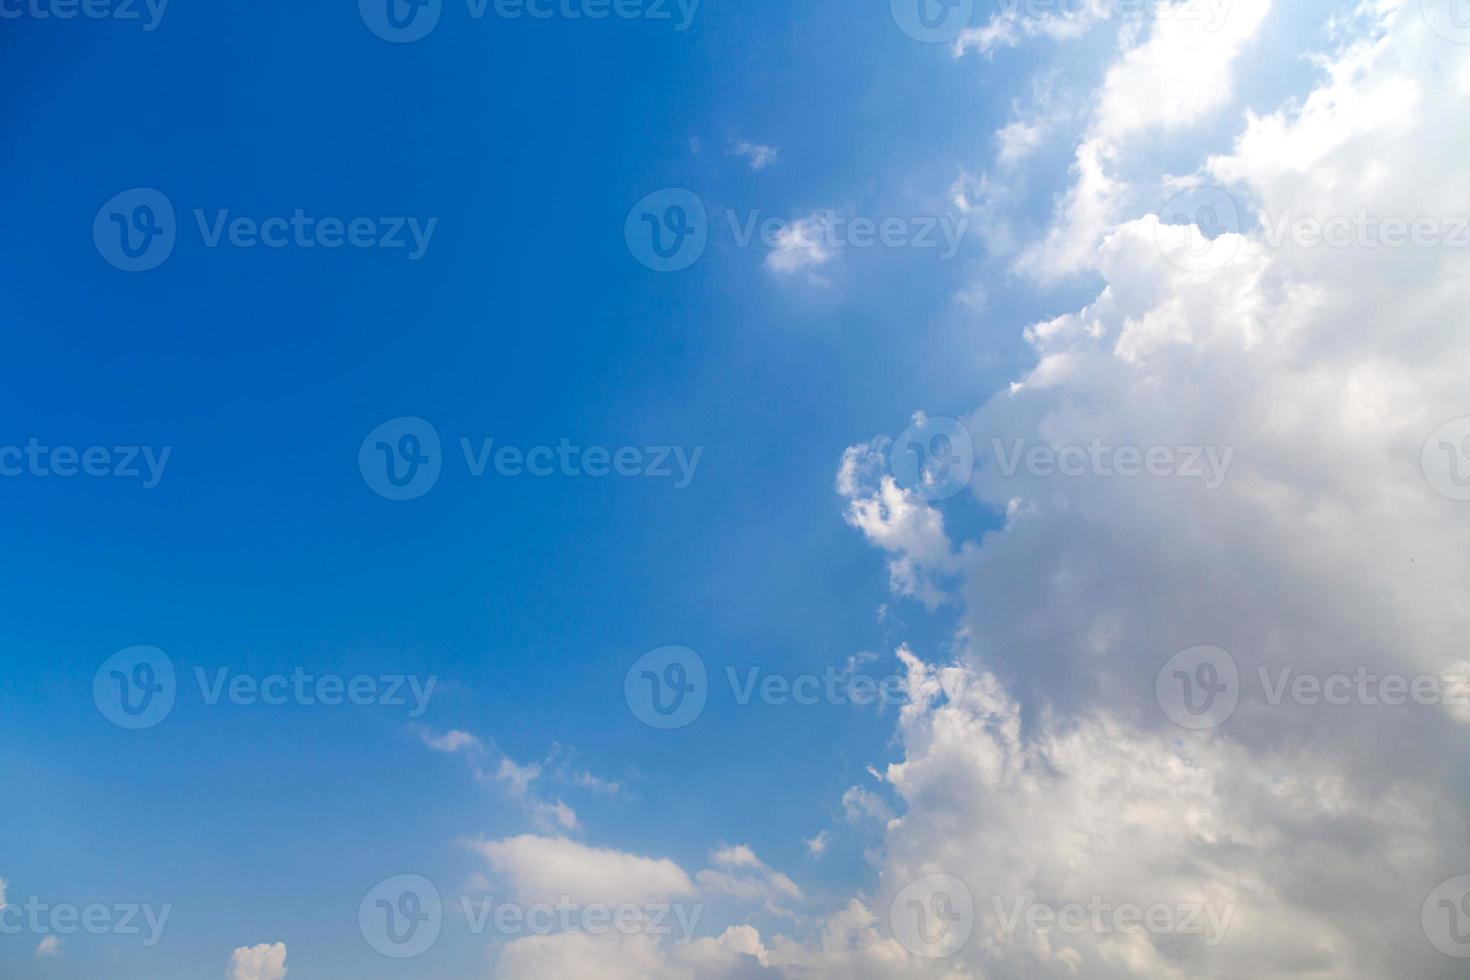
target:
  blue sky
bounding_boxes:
[8,1,1470,978]
[1,3,1036,977]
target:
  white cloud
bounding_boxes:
[837,443,963,609]
[764,213,837,281]
[1093,0,1274,144]
[470,835,696,907]
[950,169,1021,257]
[572,770,622,795]
[446,742,622,832]
[483,755,580,830]
[35,936,61,958]
[1017,0,1275,280]
[697,847,803,915]
[821,4,1470,974]
[230,943,287,980]
[535,798,579,831]
[710,844,764,870]
[803,831,830,857]
[764,900,921,978]
[453,5,1470,977]
[732,140,779,171]
[953,278,988,309]
[840,651,1432,977]
[493,757,542,797]
[996,119,1044,166]
[496,927,772,979]
[420,728,481,753]
[955,0,1115,57]
[839,785,895,825]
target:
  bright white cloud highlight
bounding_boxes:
[230,943,287,980]
[765,213,837,281]
[470,835,696,907]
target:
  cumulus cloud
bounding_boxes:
[490,3,1470,976]
[1092,0,1274,143]
[497,926,774,979]
[470,835,696,907]
[817,3,1470,975]
[230,943,287,980]
[1016,0,1274,280]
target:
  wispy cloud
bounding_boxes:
[419,728,482,753]
[731,140,779,171]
